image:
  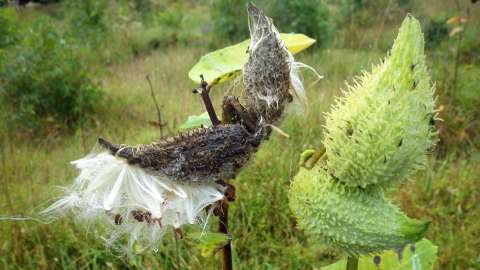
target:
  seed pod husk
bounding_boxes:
[99,124,261,184]
[243,2,292,125]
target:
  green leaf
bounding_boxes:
[179,112,217,130]
[188,33,315,86]
[185,231,231,257]
[321,239,438,270]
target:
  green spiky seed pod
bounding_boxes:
[289,15,435,257]
[289,164,429,255]
[323,15,436,188]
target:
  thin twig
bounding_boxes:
[79,115,88,154]
[451,0,468,94]
[146,75,164,138]
[372,0,392,50]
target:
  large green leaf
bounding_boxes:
[188,33,315,86]
[321,239,438,270]
[185,231,231,257]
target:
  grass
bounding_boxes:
[1,1,480,269]
[2,46,478,269]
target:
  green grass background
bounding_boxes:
[1,1,479,269]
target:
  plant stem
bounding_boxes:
[146,74,164,138]
[201,90,221,127]
[346,256,359,270]
[173,228,181,270]
[218,200,233,270]
[197,75,220,127]
[304,145,326,169]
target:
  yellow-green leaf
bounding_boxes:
[322,239,438,270]
[185,231,231,257]
[188,33,315,86]
[280,33,317,54]
[179,112,217,130]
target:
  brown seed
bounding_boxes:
[114,214,122,225]
[132,210,144,222]
[144,212,152,223]
[154,218,163,228]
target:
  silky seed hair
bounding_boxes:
[243,3,320,126]
[243,3,292,125]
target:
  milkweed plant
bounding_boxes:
[9,2,438,269]
[289,14,437,261]
[40,2,316,260]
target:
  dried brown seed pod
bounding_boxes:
[243,2,292,125]
[98,124,261,184]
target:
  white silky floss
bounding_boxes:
[42,145,225,249]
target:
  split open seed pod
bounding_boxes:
[243,2,316,127]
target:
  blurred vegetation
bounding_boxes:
[0,8,19,48]
[0,15,102,134]
[64,0,110,41]
[337,0,412,27]
[424,14,450,49]
[426,10,480,153]
[0,0,479,269]
[211,0,333,46]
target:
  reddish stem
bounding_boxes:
[201,90,221,127]
[218,200,232,270]
[198,75,221,127]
